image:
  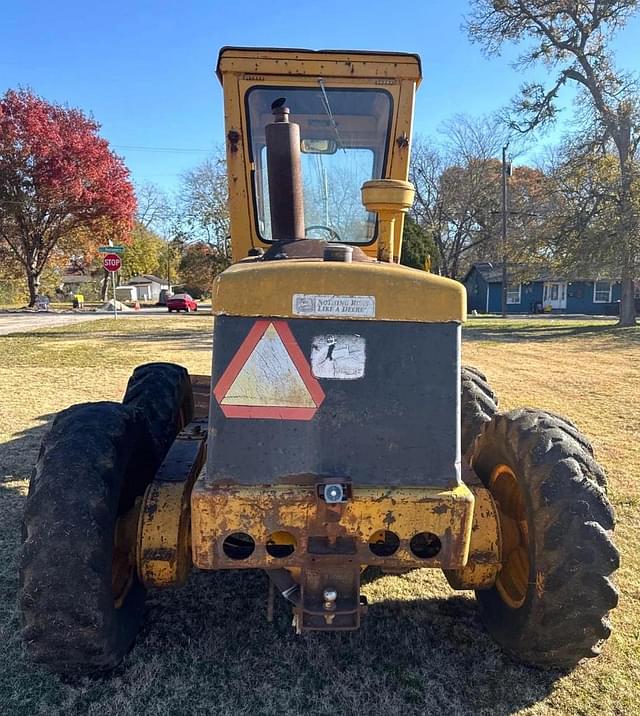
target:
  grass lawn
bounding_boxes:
[0,316,638,715]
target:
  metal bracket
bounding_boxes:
[137,419,208,588]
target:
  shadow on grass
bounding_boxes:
[0,414,55,482]
[0,421,562,716]
[464,322,640,345]
[0,417,60,716]
[123,569,562,716]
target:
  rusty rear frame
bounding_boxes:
[134,376,503,631]
[190,480,476,571]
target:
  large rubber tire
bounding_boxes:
[470,409,619,669]
[461,365,498,456]
[20,402,157,675]
[123,362,194,466]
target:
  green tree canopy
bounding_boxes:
[400,217,439,271]
[178,242,230,298]
[121,223,168,281]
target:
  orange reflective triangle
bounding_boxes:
[213,320,325,420]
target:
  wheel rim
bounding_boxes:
[489,464,530,609]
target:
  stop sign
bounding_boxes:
[103,253,122,272]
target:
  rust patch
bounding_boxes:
[227,129,241,153]
[432,503,449,515]
[191,482,476,571]
[144,494,158,519]
[145,548,176,563]
[396,132,409,149]
[373,490,393,503]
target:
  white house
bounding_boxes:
[126,275,168,302]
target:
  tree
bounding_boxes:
[135,182,170,231]
[121,222,167,281]
[410,117,549,279]
[543,141,640,280]
[400,216,439,270]
[0,89,136,305]
[178,155,230,259]
[0,241,26,303]
[178,241,229,298]
[466,0,640,325]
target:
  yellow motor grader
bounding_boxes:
[19,47,618,675]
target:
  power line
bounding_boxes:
[112,145,215,154]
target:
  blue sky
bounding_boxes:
[2,0,639,196]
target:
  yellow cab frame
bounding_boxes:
[217,46,421,261]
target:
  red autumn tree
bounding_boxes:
[0,89,136,305]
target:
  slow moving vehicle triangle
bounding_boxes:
[213,320,325,419]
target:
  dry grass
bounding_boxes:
[0,316,638,716]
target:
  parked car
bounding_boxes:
[167,293,198,312]
[157,288,173,306]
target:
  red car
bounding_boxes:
[167,293,198,313]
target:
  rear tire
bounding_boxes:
[461,365,498,455]
[20,364,194,676]
[470,409,619,668]
[20,403,155,675]
[123,362,194,465]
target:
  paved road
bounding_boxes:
[0,307,211,336]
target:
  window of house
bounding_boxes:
[593,280,612,303]
[506,283,521,304]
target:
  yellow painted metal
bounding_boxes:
[488,464,530,609]
[216,47,421,261]
[361,179,416,262]
[216,48,423,82]
[191,477,475,570]
[444,484,502,591]
[137,480,193,589]
[212,260,466,323]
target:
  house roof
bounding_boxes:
[464,262,503,283]
[463,262,618,284]
[127,275,167,285]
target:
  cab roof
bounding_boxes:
[216,46,422,85]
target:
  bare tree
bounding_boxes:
[409,115,546,280]
[178,154,230,260]
[135,183,171,231]
[466,0,640,325]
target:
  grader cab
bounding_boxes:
[20,47,618,675]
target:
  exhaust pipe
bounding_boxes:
[265,102,305,241]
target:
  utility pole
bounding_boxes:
[501,144,510,318]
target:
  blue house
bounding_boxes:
[463,262,624,315]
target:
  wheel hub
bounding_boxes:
[489,464,529,609]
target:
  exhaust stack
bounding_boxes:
[265,103,306,241]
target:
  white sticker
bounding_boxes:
[311,335,366,380]
[292,293,376,318]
